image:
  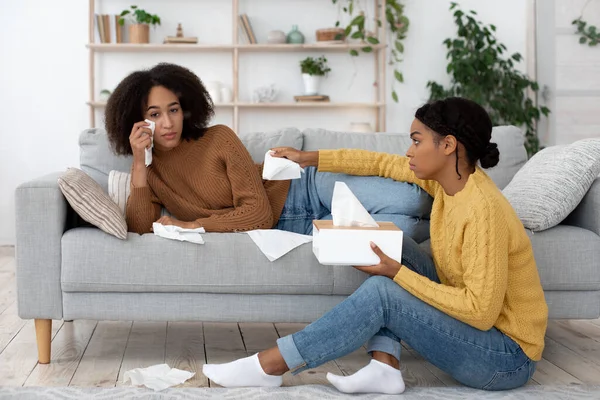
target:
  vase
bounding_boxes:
[267,30,287,44]
[286,25,305,44]
[129,24,149,44]
[302,74,320,95]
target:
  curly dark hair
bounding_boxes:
[104,63,215,155]
[415,97,499,178]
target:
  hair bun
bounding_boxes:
[480,142,499,169]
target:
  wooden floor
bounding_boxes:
[1,245,600,389]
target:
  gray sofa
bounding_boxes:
[15,126,600,364]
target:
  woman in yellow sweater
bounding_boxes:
[202,97,549,393]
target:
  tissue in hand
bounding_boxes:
[144,119,155,167]
[312,182,403,266]
[262,150,304,180]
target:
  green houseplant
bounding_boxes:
[118,5,161,44]
[300,56,331,95]
[331,0,409,102]
[427,3,549,156]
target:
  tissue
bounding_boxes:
[144,119,155,167]
[262,150,304,180]
[331,182,379,227]
[152,222,205,244]
[247,229,312,261]
[124,364,195,391]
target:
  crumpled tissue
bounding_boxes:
[152,222,205,244]
[331,181,379,227]
[262,150,304,180]
[123,364,195,391]
[247,229,313,261]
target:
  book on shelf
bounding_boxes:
[294,95,330,102]
[95,14,123,44]
[164,36,198,44]
[239,14,256,44]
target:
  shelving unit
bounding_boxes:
[87,0,387,132]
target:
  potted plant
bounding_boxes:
[299,56,331,95]
[118,5,161,44]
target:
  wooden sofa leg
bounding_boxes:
[35,319,52,364]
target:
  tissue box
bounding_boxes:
[312,220,403,266]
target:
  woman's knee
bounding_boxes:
[358,276,401,306]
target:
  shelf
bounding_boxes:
[88,101,382,108]
[237,43,386,52]
[236,102,384,108]
[87,43,386,53]
[87,43,234,52]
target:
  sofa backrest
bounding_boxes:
[301,125,528,189]
[79,125,527,192]
[79,127,304,192]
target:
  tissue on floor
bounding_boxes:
[313,181,403,266]
[124,364,195,391]
[153,222,205,244]
[262,150,304,180]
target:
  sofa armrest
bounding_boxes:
[14,172,68,320]
[564,177,600,236]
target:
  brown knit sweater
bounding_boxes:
[126,125,291,234]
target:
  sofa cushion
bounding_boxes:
[60,228,368,295]
[80,129,133,193]
[301,125,527,189]
[79,127,304,192]
[239,127,303,163]
[503,139,600,231]
[529,225,600,291]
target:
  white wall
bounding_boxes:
[0,0,527,244]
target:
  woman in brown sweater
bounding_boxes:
[105,63,433,239]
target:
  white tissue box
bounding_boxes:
[312,220,403,266]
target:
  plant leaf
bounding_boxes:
[349,49,359,56]
[392,90,399,102]
[362,46,373,52]
[394,70,404,83]
[367,36,379,44]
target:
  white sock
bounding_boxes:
[202,353,283,388]
[326,359,405,394]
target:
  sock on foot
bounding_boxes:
[202,353,283,388]
[326,359,405,394]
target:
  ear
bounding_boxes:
[442,135,458,156]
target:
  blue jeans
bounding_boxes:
[275,167,433,243]
[276,236,537,391]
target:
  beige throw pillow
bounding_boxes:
[108,170,131,216]
[58,168,128,239]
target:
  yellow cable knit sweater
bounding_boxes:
[318,149,548,361]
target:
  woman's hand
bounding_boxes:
[129,121,153,166]
[155,216,200,229]
[270,147,319,168]
[354,242,402,279]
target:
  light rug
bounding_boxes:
[1,384,600,399]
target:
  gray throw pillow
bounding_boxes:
[502,139,600,231]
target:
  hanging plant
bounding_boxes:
[331,0,409,102]
[427,3,549,156]
[573,18,599,46]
